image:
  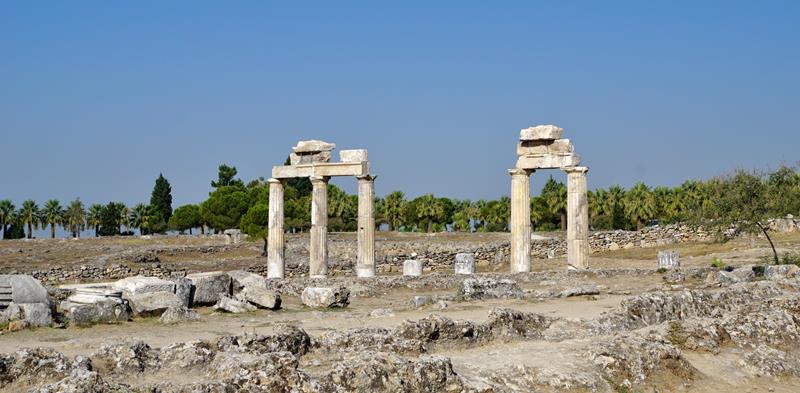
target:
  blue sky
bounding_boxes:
[2,1,799,213]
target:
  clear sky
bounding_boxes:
[2,1,799,212]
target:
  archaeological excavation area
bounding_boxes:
[0,129,799,392]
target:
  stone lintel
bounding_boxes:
[519,125,564,141]
[517,139,573,156]
[271,161,370,179]
[516,154,581,170]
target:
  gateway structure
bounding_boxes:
[267,140,376,279]
[510,125,589,272]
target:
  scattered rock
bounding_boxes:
[369,308,395,318]
[301,287,350,308]
[238,287,281,310]
[458,277,523,300]
[186,272,232,306]
[213,295,256,313]
[764,264,799,280]
[159,306,201,324]
[558,285,600,298]
[409,295,433,309]
[113,276,175,298]
[127,291,184,317]
[170,277,192,307]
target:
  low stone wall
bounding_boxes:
[14,224,712,283]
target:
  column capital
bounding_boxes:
[563,166,589,174]
[356,174,377,182]
[508,168,533,176]
[309,175,330,184]
[267,178,283,184]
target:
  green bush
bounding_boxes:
[710,257,725,269]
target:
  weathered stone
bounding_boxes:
[704,270,742,286]
[519,125,564,141]
[454,253,475,275]
[290,150,332,165]
[764,264,799,280]
[517,139,574,156]
[403,259,423,276]
[657,251,681,269]
[113,276,175,298]
[458,277,523,300]
[228,270,267,293]
[239,287,281,310]
[223,229,242,245]
[409,295,433,309]
[128,291,184,317]
[60,299,130,326]
[558,285,600,298]
[0,275,53,327]
[301,287,350,308]
[171,277,192,307]
[159,306,201,324]
[186,272,231,306]
[292,139,336,153]
[213,295,256,313]
[516,153,581,170]
[731,266,755,282]
[339,149,368,163]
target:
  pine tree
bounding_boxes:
[150,173,173,223]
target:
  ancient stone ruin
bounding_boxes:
[510,125,590,271]
[268,140,375,278]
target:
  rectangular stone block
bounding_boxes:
[520,125,563,141]
[272,161,370,179]
[516,153,581,169]
[339,149,368,163]
[517,139,573,156]
[290,151,332,165]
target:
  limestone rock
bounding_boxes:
[520,125,564,141]
[301,287,350,308]
[454,253,476,275]
[409,295,433,309]
[289,150,332,165]
[704,270,742,286]
[730,266,755,282]
[228,270,267,293]
[239,287,281,310]
[764,264,799,280]
[128,291,184,317]
[159,306,201,324]
[558,285,600,298]
[60,299,130,326]
[186,272,232,306]
[213,295,256,313]
[0,275,54,327]
[403,259,423,276]
[657,251,681,269]
[458,277,523,300]
[517,139,574,156]
[113,276,175,298]
[516,153,581,170]
[292,139,336,153]
[339,149,368,163]
[171,277,192,307]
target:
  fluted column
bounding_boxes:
[509,168,532,273]
[309,176,329,278]
[565,167,590,270]
[267,178,285,279]
[356,175,376,277]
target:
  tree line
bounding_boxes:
[2,163,799,259]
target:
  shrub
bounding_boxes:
[711,258,725,269]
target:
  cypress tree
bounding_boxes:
[150,173,173,222]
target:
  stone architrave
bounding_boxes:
[509,169,532,273]
[565,167,589,270]
[356,175,376,277]
[267,178,285,279]
[309,176,329,278]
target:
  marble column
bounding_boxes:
[509,168,533,273]
[309,176,329,278]
[267,178,285,279]
[565,167,590,270]
[356,175,376,278]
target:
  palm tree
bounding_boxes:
[86,204,103,237]
[19,200,40,239]
[119,205,131,233]
[624,182,657,230]
[0,200,14,239]
[530,196,548,228]
[383,191,406,231]
[64,199,86,238]
[415,194,444,233]
[41,200,65,239]
[130,203,150,235]
[541,177,567,230]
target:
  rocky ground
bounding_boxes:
[1,232,800,392]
